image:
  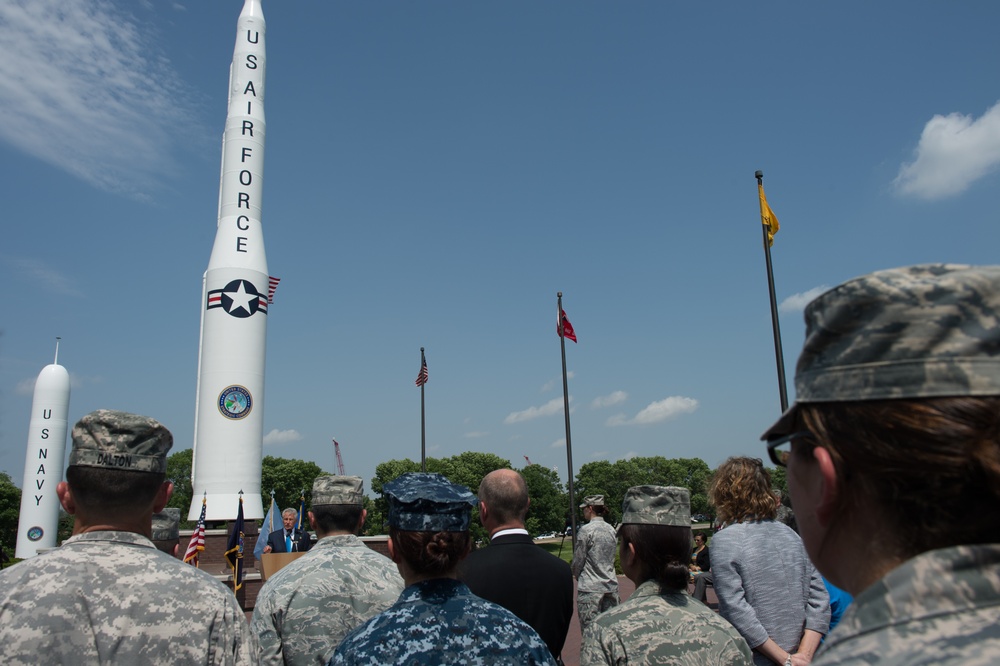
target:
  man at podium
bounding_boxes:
[262,508,313,553]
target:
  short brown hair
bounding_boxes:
[802,397,1000,557]
[708,457,777,524]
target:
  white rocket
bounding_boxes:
[16,340,70,558]
[190,0,269,521]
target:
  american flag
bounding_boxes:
[268,276,281,304]
[183,495,207,566]
[415,358,429,387]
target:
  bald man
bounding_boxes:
[458,469,574,661]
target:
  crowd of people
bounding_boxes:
[1,263,998,665]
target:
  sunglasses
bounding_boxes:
[766,431,816,467]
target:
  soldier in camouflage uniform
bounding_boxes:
[329,472,556,665]
[581,486,752,666]
[762,264,1000,665]
[251,475,403,665]
[152,507,182,557]
[0,409,256,665]
[572,494,621,632]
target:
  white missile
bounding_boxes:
[16,340,71,558]
[190,0,268,521]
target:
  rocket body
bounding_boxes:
[190,0,268,520]
[16,364,70,557]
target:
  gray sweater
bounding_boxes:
[711,519,830,666]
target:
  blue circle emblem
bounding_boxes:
[27,526,44,541]
[218,385,253,419]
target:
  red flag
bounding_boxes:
[558,310,577,343]
[415,358,429,387]
[183,496,207,566]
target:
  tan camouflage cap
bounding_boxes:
[312,475,364,506]
[763,264,1000,440]
[68,409,172,473]
[384,472,477,532]
[620,485,690,527]
[151,508,180,540]
[579,494,605,508]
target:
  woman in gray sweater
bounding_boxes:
[708,457,830,666]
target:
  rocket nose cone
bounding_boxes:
[36,364,71,391]
[240,0,264,19]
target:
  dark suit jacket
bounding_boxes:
[458,532,574,659]
[265,527,312,553]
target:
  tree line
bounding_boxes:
[1,451,788,552]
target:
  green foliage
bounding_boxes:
[165,449,194,526]
[369,453,512,543]
[260,456,330,512]
[575,456,714,524]
[0,472,21,552]
[521,464,567,536]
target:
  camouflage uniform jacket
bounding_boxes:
[329,578,557,665]
[572,517,620,593]
[0,530,256,665]
[251,533,403,666]
[581,580,753,666]
[813,545,1000,666]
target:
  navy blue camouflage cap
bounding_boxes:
[763,264,1000,440]
[69,409,172,474]
[312,475,364,506]
[384,472,477,532]
[151,508,180,540]
[621,485,690,527]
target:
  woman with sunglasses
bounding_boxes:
[762,264,1000,665]
[708,457,830,666]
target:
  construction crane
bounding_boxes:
[333,438,345,475]
[524,455,532,466]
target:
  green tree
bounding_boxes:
[369,453,511,543]
[521,464,566,536]
[260,456,329,513]
[165,449,194,526]
[0,472,21,553]
[575,456,715,524]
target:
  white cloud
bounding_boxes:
[591,451,609,459]
[263,429,303,446]
[541,371,574,392]
[590,390,627,409]
[0,0,202,198]
[894,100,1000,200]
[5,256,84,296]
[550,438,566,448]
[779,286,830,314]
[464,431,489,438]
[623,451,639,460]
[606,396,699,426]
[504,397,568,424]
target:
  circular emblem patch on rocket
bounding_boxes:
[218,385,253,419]
[206,279,268,318]
[27,526,44,541]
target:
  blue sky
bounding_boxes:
[2,0,999,496]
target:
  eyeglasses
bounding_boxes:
[766,431,816,467]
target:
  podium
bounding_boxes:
[259,552,306,582]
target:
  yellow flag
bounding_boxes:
[758,182,780,246]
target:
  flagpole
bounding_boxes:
[558,292,577,546]
[756,170,789,412]
[419,347,426,472]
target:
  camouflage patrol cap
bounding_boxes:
[620,485,690,527]
[68,409,172,473]
[312,475,364,506]
[384,472,477,532]
[579,494,605,508]
[763,264,1000,440]
[151,508,180,540]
